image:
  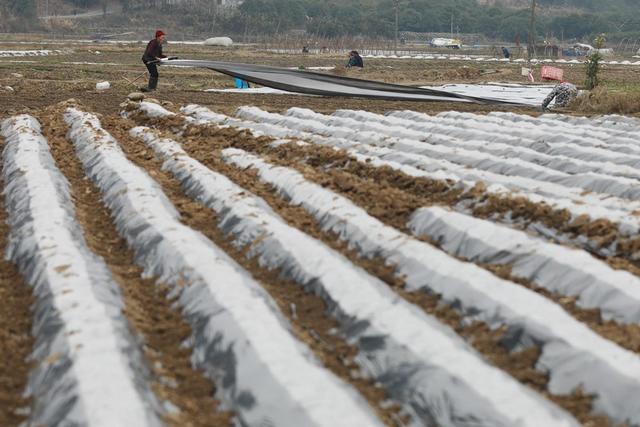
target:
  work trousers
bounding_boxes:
[144,61,159,90]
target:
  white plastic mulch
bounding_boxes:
[420,83,556,105]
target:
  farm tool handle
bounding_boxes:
[122,71,147,87]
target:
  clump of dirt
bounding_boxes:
[472,192,571,228]
[616,238,640,261]
[471,193,640,263]
[125,106,188,131]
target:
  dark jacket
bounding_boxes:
[347,54,363,68]
[142,39,166,63]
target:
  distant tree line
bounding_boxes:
[1,0,639,41]
[0,0,36,31]
[194,0,640,42]
[0,0,37,19]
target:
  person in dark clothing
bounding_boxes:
[346,50,364,68]
[502,46,510,59]
[141,30,167,92]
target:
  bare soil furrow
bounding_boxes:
[0,140,34,427]
[164,123,614,426]
[103,116,404,427]
[38,106,232,427]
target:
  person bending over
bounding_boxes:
[141,30,167,92]
[542,81,578,111]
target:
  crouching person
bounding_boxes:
[542,81,578,111]
[346,50,364,68]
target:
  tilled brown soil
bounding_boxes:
[38,106,233,427]
[0,144,34,426]
[4,40,640,126]
[0,43,541,118]
[146,121,616,426]
[104,116,407,426]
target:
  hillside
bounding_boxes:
[2,0,639,41]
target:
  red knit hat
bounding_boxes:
[155,30,165,38]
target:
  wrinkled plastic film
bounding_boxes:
[1,115,163,427]
[221,147,640,426]
[131,126,580,427]
[163,59,523,105]
[65,108,383,427]
[409,207,640,324]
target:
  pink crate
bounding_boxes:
[540,66,564,81]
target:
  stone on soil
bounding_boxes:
[128,92,145,101]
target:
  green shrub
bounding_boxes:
[585,34,605,90]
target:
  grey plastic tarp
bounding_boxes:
[162,59,526,105]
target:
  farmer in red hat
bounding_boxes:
[141,30,167,92]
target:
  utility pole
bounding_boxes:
[451,13,454,39]
[394,0,399,52]
[528,0,537,58]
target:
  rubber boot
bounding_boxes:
[148,76,158,91]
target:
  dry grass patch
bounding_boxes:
[572,87,640,115]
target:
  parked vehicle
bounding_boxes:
[429,38,462,49]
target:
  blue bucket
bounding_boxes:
[235,78,250,89]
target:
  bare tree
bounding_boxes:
[528,0,536,58]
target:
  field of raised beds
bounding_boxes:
[2,98,640,427]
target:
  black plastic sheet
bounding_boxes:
[163,59,525,105]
